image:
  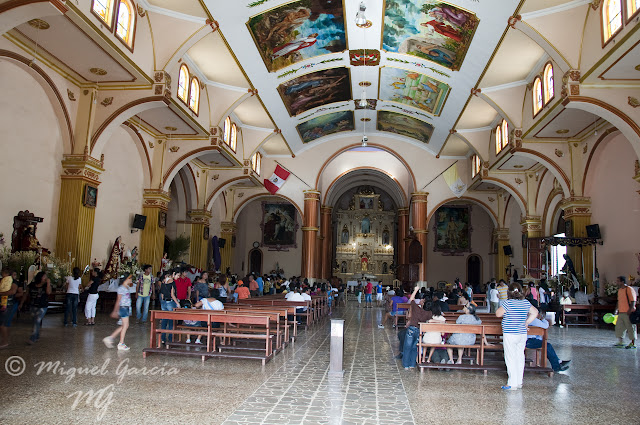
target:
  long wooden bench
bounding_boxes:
[416,322,553,375]
[472,294,487,306]
[561,304,615,327]
[238,300,315,327]
[144,310,274,364]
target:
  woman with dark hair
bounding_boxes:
[158,272,180,345]
[64,267,83,327]
[422,302,446,363]
[496,282,538,390]
[21,271,51,344]
[84,268,102,325]
[446,304,482,364]
[400,286,433,369]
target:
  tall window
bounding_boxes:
[543,63,554,104]
[495,125,503,154]
[471,154,481,178]
[230,123,237,152]
[603,0,623,41]
[223,116,231,145]
[251,152,262,175]
[177,65,189,102]
[627,0,639,18]
[501,119,509,149]
[188,78,200,114]
[92,0,114,26]
[115,0,135,47]
[532,77,543,116]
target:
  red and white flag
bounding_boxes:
[264,165,290,195]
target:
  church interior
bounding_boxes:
[0,0,639,423]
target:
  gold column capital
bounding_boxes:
[220,221,237,234]
[61,153,104,186]
[188,209,213,223]
[303,190,321,201]
[493,228,511,241]
[301,226,319,232]
[560,197,591,219]
[398,207,410,215]
[320,205,333,213]
[410,192,429,203]
[143,189,171,211]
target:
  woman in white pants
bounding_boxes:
[496,282,538,390]
[84,269,102,325]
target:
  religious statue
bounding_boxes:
[382,229,390,245]
[21,225,50,255]
[103,236,124,281]
[161,252,171,271]
[341,226,349,244]
[341,261,347,273]
[361,256,368,271]
[445,216,461,250]
[361,217,371,234]
[130,246,139,263]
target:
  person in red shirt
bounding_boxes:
[248,275,259,297]
[235,280,250,300]
[365,281,373,308]
[174,268,192,307]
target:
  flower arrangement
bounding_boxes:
[0,232,5,245]
[604,280,618,297]
[8,250,38,275]
[119,261,141,278]
[43,254,74,288]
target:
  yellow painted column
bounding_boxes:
[561,197,593,291]
[55,154,104,269]
[188,209,212,270]
[494,228,511,281]
[139,190,171,272]
[220,221,236,274]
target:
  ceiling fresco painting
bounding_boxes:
[247,0,347,72]
[297,110,355,143]
[277,66,352,116]
[377,110,433,143]
[382,0,480,71]
[378,66,451,116]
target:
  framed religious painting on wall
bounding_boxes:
[203,226,210,240]
[158,211,167,228]
[261,202,298,249]
[433,205,471,253]
[83,185,98,208]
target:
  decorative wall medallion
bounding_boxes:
[570,84,580,95]
[154,85,163,95]
[488,197,495,202]
[635,160,640,177]
[28,19,50,30]
[154,72,163,82]
[555,149,564,157]
[629,96,640,108]
[556,129,570,134]
[513,165,523,169]
[67,89,76,101]
[238,192,244,198]
[169,146,179,152]
[164,126,177,132]
[635,64,640,71]
[354,99,377,110]
[100,97,113,107]
[136,5,146,17]
[349,49,380,66]
[360,118,371,122]
[573,142,579,148]
[149,142,154,148]
[568,70,581,81]
[359,81,372,87]
[590,0,602,10]
[213,174,219,180]
[196,171,200,178]
[89,67,107,76]
[583,144,588,154]
[508,15,522,29]
[471,88,482,96]
[515,178,523,185]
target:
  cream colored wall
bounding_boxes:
[91,126,143,264]
[0,60,63,250]
[584,132,640,286]
[505,196,525,277]
[426,203,495,285]
[233,198,302,277]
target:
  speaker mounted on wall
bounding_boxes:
[132,214,147,230]
[586,224,601,239]
[218,238,226,248]
[503,245,513,256]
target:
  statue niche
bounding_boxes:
[11,210,49,254]
[361,216,371,234]
[341,225,349,244]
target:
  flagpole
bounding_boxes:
[275,161,312,188]
[421,160,457,190]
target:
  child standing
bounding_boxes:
[103,273,133,351]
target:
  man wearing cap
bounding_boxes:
[235,280,250,300]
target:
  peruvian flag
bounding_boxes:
[264,165,290,195]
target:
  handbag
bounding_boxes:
[630,309,640,324]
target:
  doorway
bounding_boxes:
[248,248,263,275]
[466,254,482,287]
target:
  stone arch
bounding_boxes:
[480,177,527,215]
[323,167,408,208]
[0,49,73,154]
[426,196,499,228]
[233,193,303,222]
[121,121,152,188]
[162,146,218,191]
[205,176,255,211]
[176,166,197,211]
[581,127,623,195]
[511,149,571,197]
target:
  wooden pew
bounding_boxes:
[561,304,616,327]
[238,300,315,327]
[472,294,487,306]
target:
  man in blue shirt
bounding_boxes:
[256,275,264,296]
[376,282,383,306]
[527,311,570,372]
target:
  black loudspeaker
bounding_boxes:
[586,224,601,239]
[132,214,147,230]
[218,238,226,248]
[503,245,513,256]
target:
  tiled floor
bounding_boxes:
[0,303,639,424]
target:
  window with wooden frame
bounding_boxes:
[230,123,238,152]
[543,63,554,104]
[223,116,231,145]
[188,77,200,114]
[115,0,135,49]
[603,0,623,42]
[495,125,503,155]
[501,120,509,149]
[177,65,189,102]
[627,0,640,20]
[532,77,543,116]
[92,0,115,27]
[471,154,481,178]
[251,152,262,176]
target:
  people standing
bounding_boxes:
[488,282,500,313]
[135,265,155,323]
[401,286,433,369]
[497,279,508,302]
[0,269,18,348]
[20,271,50,345]
[376,282,384,306]
[495,282,538,390]
[64,267,83,327]
[356,283,362,307]
[613,276,637,349]
[248,275,259,298]
[192,273,210,302]
[256,275,264,296]
[103,273,133,351]
[365,280,373,308]
[84,268,102,325]
[159,272,180,345]
[174,267,192,307]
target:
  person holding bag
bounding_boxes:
[613,276,637,349]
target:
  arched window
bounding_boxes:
[223,116,231,145]
[177,65,189,102]
[230,123,237,152]
[627,0,639,18]
[501,119,509,149]
[251,152,262,175]
[532,77,543,116]
[188,78,200,113]
[495,125,502,154]
[603,0,623,42]
[115,0,135,47]
[543,63,554,104]
[471,154,481,178]
[92,0,114,26]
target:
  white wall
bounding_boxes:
[90,126,144,264]
[0,61,63,250]
[506,196,525,277]
[426,203,495,284]
[585,133,640,286]
[233,198,302,277]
